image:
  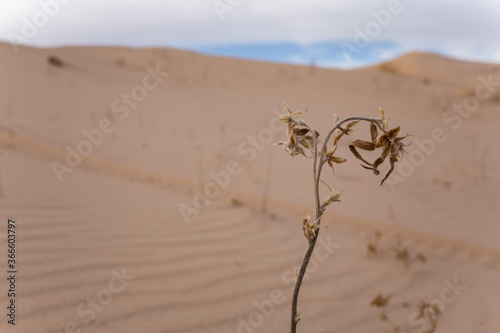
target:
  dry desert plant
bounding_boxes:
[275,102,408,333]
[367,231,426,268]
[371,293,441,333]
[47,55,65,68]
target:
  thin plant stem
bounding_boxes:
[290,116,383,333]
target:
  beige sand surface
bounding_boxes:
[0,42,499,332]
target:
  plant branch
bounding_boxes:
[320,116,384,165]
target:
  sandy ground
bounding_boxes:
[0,41,499,332]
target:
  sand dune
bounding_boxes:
[1,42,500,332]
[371,52,500,83]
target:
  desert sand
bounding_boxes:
[0,41,499,332]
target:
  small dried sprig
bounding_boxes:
[416,302,440,333]
[367,230,382,255]
[302,215,320,240]
[367,231,426,268]
[275,103,315,157]
[371,293,392,308]
[370,295,441,333]
[320,180,344,212]
[294,313,301,325]
[370,294,401,333]
[275,103,408,333]
[392,241,427,268]
[324,133,347,175]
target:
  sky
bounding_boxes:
[1,0,499,69]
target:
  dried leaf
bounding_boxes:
[283,101,292,115]
[321,181,345,210]
[370,123,378,143]
[334,129,345,142]
[372,143,391,171]
[388,126,401,137]
[293,128,310,136]
[351,139,376,151]
[361,164,381,175]
[347,120,360,129]
[372,155,386,170]
[330,156,347,164]
[304,135,315,143]
[376,135,389,148]
[379,107,388,130]
[282,101,306,119]
[346,120,360,134]
[380,157,395,185]
[349,145,373,166]
[395,134,410,143]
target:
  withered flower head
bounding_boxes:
[323,131,347,175]
[349,108,408,185]
[293,127,319,151]
[279,101,306,135]
[326,149,347,175]
[275,133,306,157]
[276,104,408,184]
[276,102,318,157]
